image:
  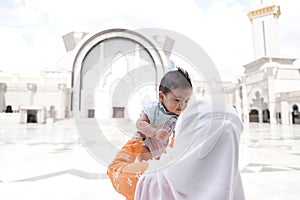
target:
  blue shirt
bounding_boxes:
[143,100,178,131]
[142,100,178,158]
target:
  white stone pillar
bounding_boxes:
[0,83,7,112]
[258,108,263,123]
[65,88,72,118]
[40,107,46,123]
[268,78,277,124]
[20,108,26,123]
[280,93,289,125]
[27,83,37,105]
[269,102,277,124]
[57,84,67,119]
[36,107,45,123]
[289,106,294,125]
[241,84,249,123]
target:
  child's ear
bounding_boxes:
[158,91,164,101]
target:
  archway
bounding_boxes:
[71,28,168,119]
[263,109,270,123]
[249,109,259,122]
[292,104,300,124]
[249,91,268,123]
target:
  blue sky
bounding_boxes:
[0,0,299,82]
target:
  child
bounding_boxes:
[135,67,193,161]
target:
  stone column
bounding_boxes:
[268,78,277,124]
[27,83,37,105]
[269,102,277,124]
[20,108,27,123]
[241,84,249,123]
[37,107,46,123]
[57,83,67,119]
[258,108,263,123]
[280,93,290,125]
[0,83,7,112]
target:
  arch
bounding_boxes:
[292,104,299,111]
[249,109,259,122]
[262,109,270,123]
[292,104,300,124]
[71,28,168,118]
[250,90,268,109]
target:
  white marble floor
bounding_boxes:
[0,118,300,200]
[239,123,300,200]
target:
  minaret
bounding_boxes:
[243,1,296,126]
[247,0,281,59]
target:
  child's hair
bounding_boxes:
[159,66,193,94]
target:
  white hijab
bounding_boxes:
[135,99,245,200]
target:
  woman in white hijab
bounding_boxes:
[107,99,245,200]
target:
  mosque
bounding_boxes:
[224,2,300,125]
[0,1,299,125]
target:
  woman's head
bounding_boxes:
[159,67,193,115]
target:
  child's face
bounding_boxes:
[159,88,192,115]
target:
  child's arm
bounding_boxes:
[136,112,157,137]
[136,113,169,141]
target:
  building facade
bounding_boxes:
[225,2,300,125]
[0,72,71,123]
[0,2,299,125]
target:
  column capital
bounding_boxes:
[58,83,67,90]
[27,83,37,93]
[248,4,281,20]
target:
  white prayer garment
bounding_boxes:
[135,99,245,200]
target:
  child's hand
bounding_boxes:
[153,128,169,141]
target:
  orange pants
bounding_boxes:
[107,139,149,200]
